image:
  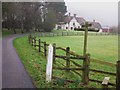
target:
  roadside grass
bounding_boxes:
[14,35,117,88]
[14,37,49,88]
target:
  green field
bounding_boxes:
[14,35,118,88]
[38,35,118,63]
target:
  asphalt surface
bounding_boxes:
[2,34,35,88]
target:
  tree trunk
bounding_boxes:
[13,28,16,34]
[21,23,24,33]
[21,29,24,33]
[8,27,10,30]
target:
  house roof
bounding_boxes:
[64,16,73,23]
[89,21,102,30]
[64,16,86,25]
[75,17,86,25]
[58,13,102,30]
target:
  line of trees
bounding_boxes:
[2,2,67,33]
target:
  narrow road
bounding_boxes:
[2,34,35,88]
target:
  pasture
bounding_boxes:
[38,35,118,63]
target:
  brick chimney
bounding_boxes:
[74,14,77,17]
[68,13,71,16]
[93,19,95,22]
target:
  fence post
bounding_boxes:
[96,32,97,35]
[53,33,55,37]
[77,32,79,36]
[62,32,64,36]
[82,53,90,84]
[34,36,36,48]
[67,32,69,36]
[53,43,56,63]
[30,34,32,44]
[116,60,120,90]
[28,34,30,44]
[48,33,50,37]
[32,37,34,46]
[44,42,47,57]
[46,44,53,82]
[38,39,41,52]
[66,47,70,71]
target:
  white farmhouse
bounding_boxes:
[55,13,102,32]
[55,13,86,30]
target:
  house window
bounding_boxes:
[66,27,68,29]
[78,26,80,29]
[73,23,75,26]
[71,27,73,30]
[58,26,61,29]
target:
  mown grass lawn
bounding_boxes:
[38,35,118,63]
[14,35,118,88]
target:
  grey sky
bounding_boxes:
[64,1,118,27]
[0,0,118,26]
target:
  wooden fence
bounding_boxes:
[53,45,90,84]
[28,34,90,84]
[116,61,120,90]
[53,45,116,87]
[29,34,49,57]
[34,32,117,37]
[28,34,119,88]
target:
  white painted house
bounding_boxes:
[55,13,86,30]
[55,13,102,32]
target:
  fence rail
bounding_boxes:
[91,58,116,67]
[28,34,118,88]
[33,32,118,37]
[90,69,116,76]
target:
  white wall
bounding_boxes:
[99,29,102,33]
[64,17,81,30]
[64,23,69,30]
[69,17,81,30]
[55,24,66,30]
[55,17,82,30]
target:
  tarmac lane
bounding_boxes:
[2,34,35,88]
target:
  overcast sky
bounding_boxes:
[64,1,118,27]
